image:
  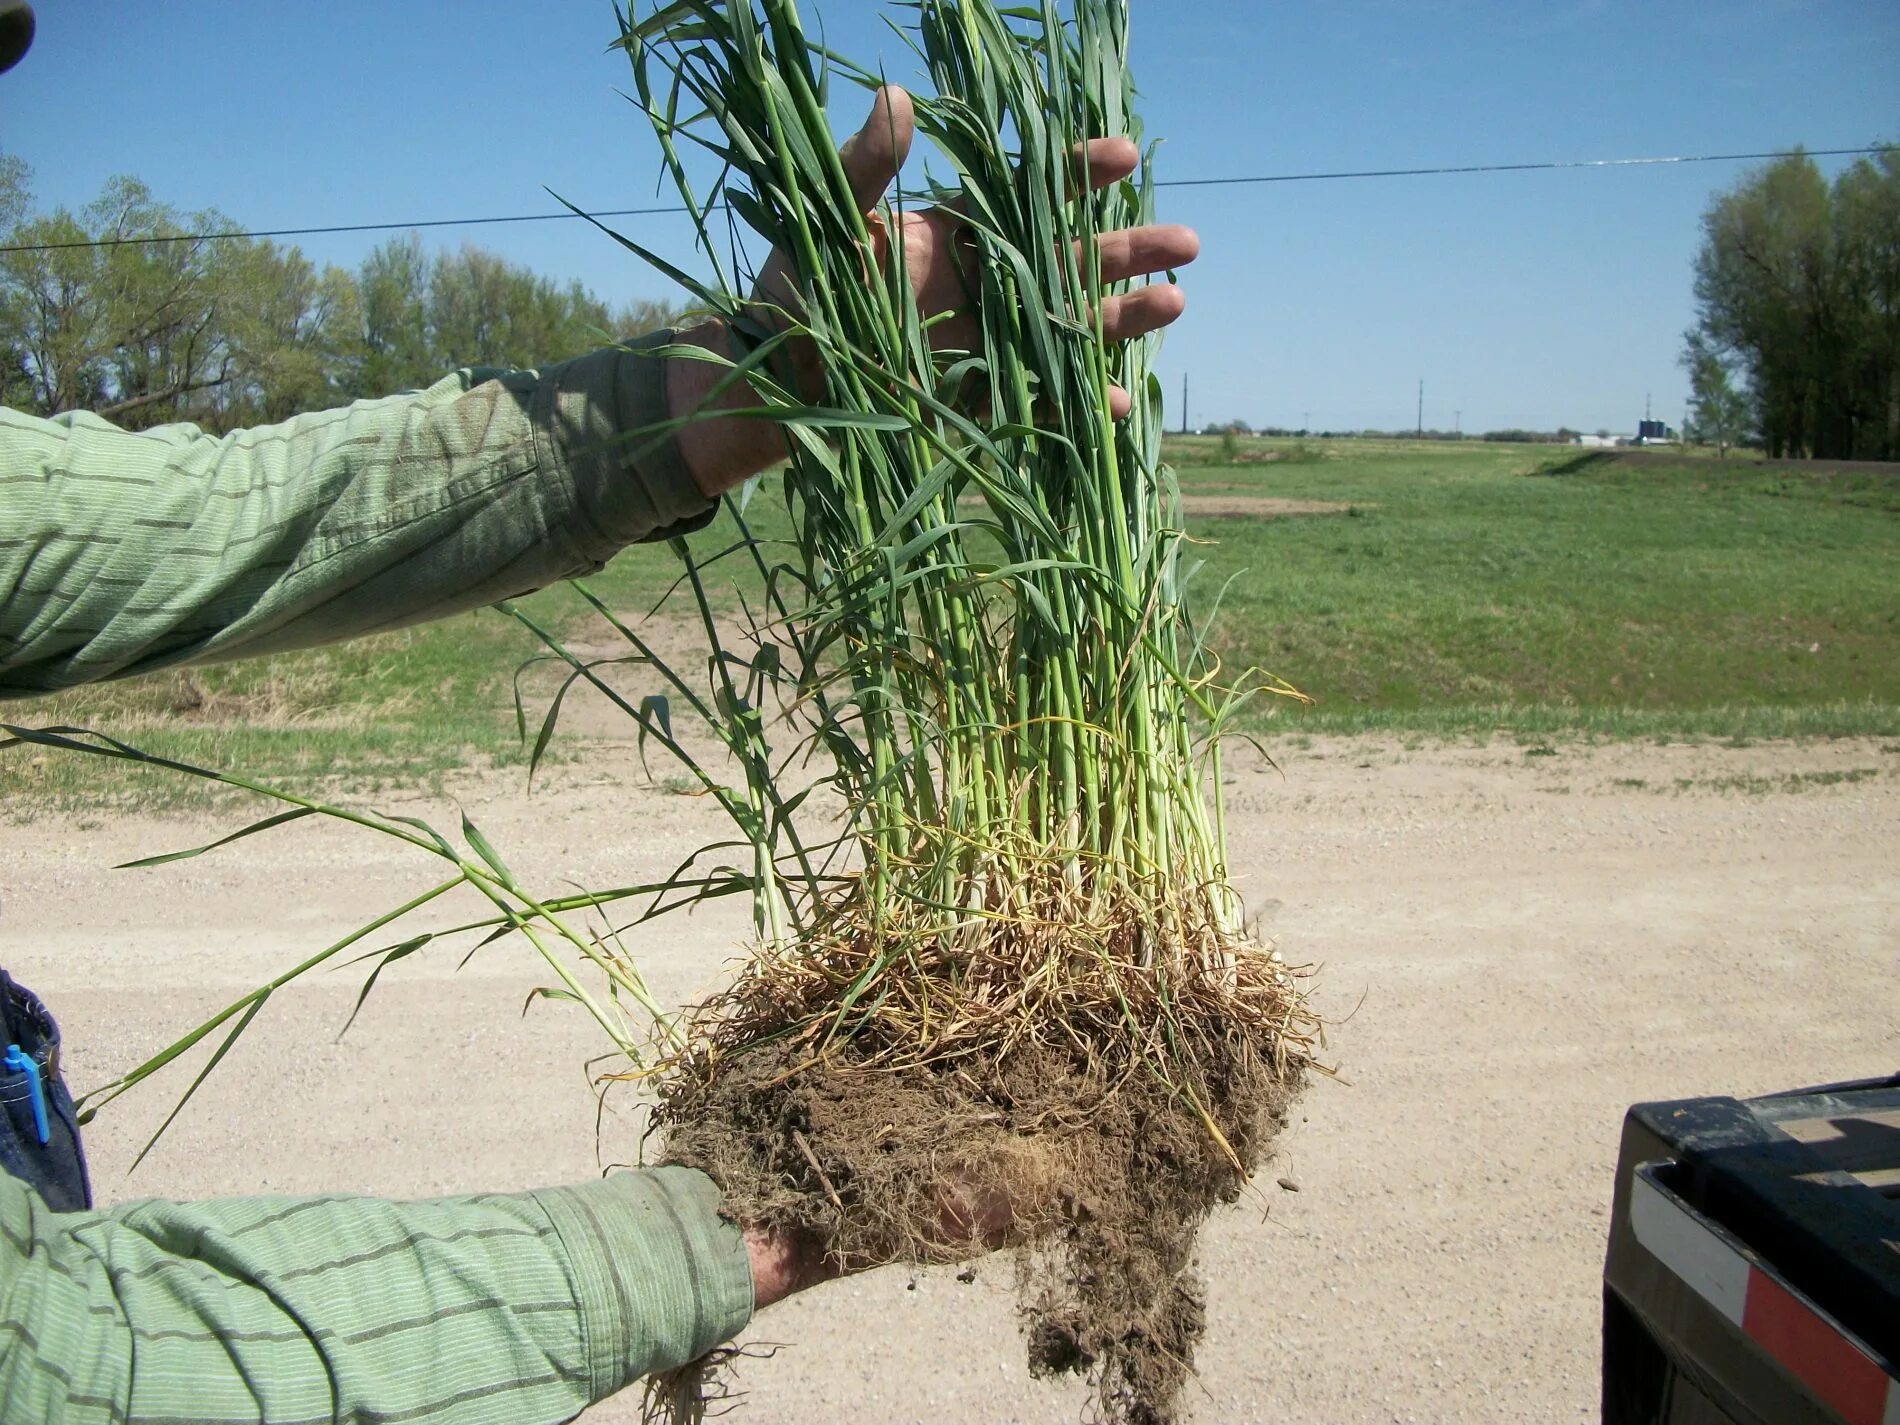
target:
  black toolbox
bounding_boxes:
[1602,1072,1899,1424]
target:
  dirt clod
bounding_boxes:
[661,1035,1298,1424]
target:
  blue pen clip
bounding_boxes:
[3,1044,49,1146]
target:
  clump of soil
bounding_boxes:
[660,1031,1299,1424]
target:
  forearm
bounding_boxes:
[0,333,711,697]
[0,1166,752,1424]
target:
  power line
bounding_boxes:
[1,144,1891,255]
[1160,145,1893,188]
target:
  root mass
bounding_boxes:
[662,1011,1302,1424]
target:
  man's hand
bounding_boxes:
[671,84,1200,499]
[741,1166,1030,1309]
[743,1222,829,1309]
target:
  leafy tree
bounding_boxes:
[1,202,110,415]
[0,167,687,426]
[430,244,612,373]
[616,296,688,338]
[349,237,686,399]
[354,233,436,398]
[1687,148,1899,460]
[1832,151,1900,458]
[0,155,38,408]
[1681,339,1751,457]
[217,243,363,424]
[88,179,245,424]
[0,169,340,429]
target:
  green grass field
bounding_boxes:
[7,439,1895,813]
[1168,440,1899,734]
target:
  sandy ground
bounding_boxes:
[2,733,1896,1423]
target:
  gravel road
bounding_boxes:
[3,734,1894,1423]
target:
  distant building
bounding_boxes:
[1575,433,1623,448]
[1635,418,1676,445]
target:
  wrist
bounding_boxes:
[669,316,822,500]
[743,1220,836,1309]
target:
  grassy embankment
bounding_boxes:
[6,439,1895,813]
[1169,438,1899,737]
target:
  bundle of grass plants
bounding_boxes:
[581,0,1318,1416]
[4,0,1317,1418]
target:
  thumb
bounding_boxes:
[838,85,914,214]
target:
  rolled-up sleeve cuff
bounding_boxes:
[537,330,718,560]
[532,1166,754,1402]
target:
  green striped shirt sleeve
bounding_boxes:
[0,331,713,698]
[0,1165,754,1424]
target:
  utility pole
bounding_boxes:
[1416,379,1424,438]
[1181,372,1189,436]
[1454,409,1461,436]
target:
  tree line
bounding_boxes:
[0,157,681,432]
[1686,148,1899,461]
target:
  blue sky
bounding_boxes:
[4,1,1895,434]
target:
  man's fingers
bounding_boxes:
[839,84,916,213]
[1099,283,1186,343]
[1092,223,1200,284]
[1074,136,1140,192]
